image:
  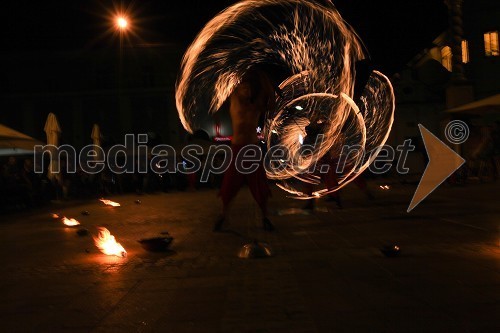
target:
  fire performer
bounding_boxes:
[302,121,373,211]
[214,67,276,232]
[175,0,394,202]
[303,158,373,211]
[303,161,342,210]
[299,116,340,209]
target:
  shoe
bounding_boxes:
[262,217,275,231]
[365,191,375,200]
[335,197,343,209]
[213,216,225,232]
[303,199,315,211]
[325,195,342,209]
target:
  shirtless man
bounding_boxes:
[214,67,276,231]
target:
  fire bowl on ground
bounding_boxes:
[238,240,274,259]
[138,236,174,252]
[380,244,401,257]
[76,228,89,236]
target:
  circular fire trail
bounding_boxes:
[176,0,394,197]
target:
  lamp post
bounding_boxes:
[115,16,128,91]
[115,15,128,127]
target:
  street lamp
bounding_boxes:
[116,16,128,30]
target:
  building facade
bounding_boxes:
[391,0,499,146]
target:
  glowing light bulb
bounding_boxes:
[117,17,128,29]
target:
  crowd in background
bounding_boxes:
[0,154,222,212]
[459,121,500,183]
[1,121,499,212]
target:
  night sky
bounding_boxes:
[1,0,448,74]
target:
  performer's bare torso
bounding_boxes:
[229,69,275,145]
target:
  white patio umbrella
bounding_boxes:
[44,113,62,182]
[447,93,500,114]
[0,123,43,156]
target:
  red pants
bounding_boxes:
[187,172,197,189]
[218,144,270,212]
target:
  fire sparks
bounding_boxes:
[99,199,121,207]
[379,185,390,190]
[93,227,127,257]
[61,217,81,227]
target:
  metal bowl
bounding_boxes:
[76,228,89,236]
[238,241,274,259]
[138,237,174,252]
[380,244,401,257]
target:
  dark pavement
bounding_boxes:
[0,180,499,332]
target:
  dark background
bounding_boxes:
[1,0,448,74]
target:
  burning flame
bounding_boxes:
[62,217,81,227]
[93,227,127,257]
[52,213,60,219]
[100,199,121,207]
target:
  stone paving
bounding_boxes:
[0,180,499,332]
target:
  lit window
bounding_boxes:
[461,40,469,63]
[441,46,452,71]
[484,31,499,56]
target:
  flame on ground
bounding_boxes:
[93,227,127,257]
[61,217,80,227]
[99,199,121,207]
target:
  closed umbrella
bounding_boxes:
[44,113,62,182]
[91,124,103,161]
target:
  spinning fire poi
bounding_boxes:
[175,0,394,224]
